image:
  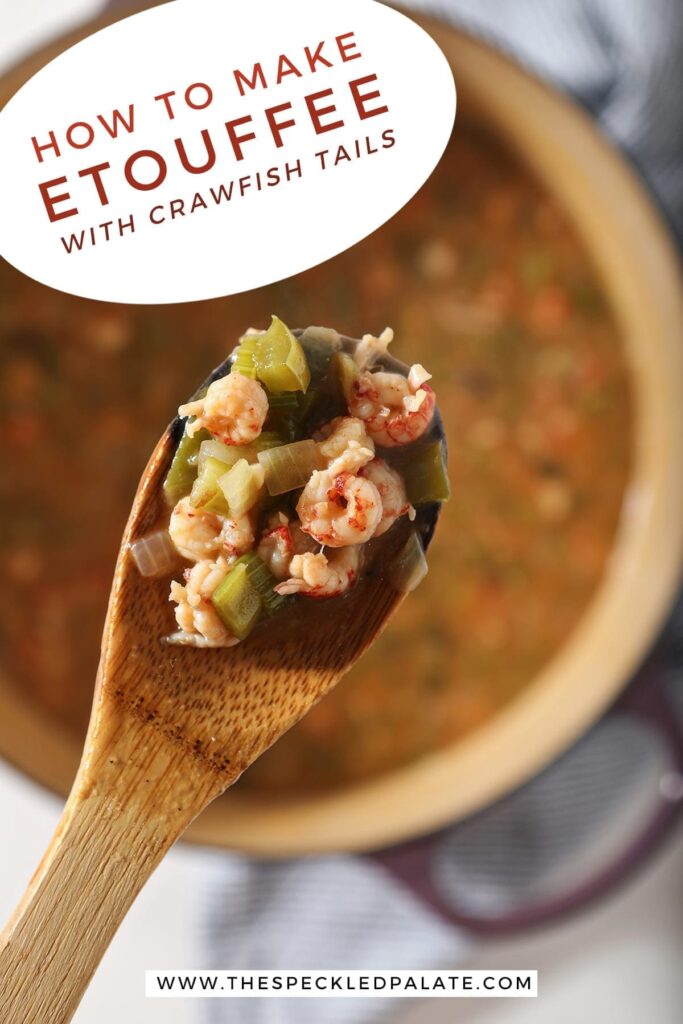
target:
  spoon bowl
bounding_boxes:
[0,332,444,1024]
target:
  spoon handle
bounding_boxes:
[0,713,212,1024]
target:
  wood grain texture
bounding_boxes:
[0,714,212,1024]
[0,422,415,1023]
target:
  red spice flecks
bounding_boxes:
[263,525,293,554]
[386,384,436,444]
[353,376,379,402]
[348,494,371,530]
[327,473,350,508]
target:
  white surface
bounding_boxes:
[1,4,682,1024]
[0,761,196,1024]
[0,0,101,73]
[1,760,681,1024]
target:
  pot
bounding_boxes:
[0,6,682,855]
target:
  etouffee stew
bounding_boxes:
[0,125,632,792]
[132,319,448,647]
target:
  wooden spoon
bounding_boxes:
[0,339,444,1024]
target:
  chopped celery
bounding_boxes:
[210,563,262,639]
[163,426,210,505]
[254,316,311,393]
[266,389,317,417]
[218,459,265,518]
[258,440,324,496]
[231,334,260,379]
[266,391,319,442]
[329,350,358,401]
[394,441,450,505]
[190,456,231,513]
[199,434,282,477]
[267,392,301,415]
[198,439,245,474]
[203,491,231,515]
[233,552,289,615]
[266,393,306,443]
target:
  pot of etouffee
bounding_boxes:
[0,7,682,854]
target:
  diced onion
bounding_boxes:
[218,460,265,518]
[198,439,245,474]
[258,439,324,495]
[408,363,432,390]
[130,530,179,578]
[190,456,232,510]
[163,630,239,648]
[198,436,281,475]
